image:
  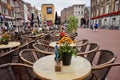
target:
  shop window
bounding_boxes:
[10,0,14,7]
[115,1,119,11]
[105,4,109,14]
[2,6,8,15]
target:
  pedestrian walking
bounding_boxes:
[94,23,99,31]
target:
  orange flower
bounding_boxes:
[1,33,10,40]
[57,37,74,44]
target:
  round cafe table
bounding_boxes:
[0,41,21,49]
[49,41,76,47]
[33,55,91,80]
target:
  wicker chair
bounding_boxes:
[75,39,89,52]
[11,42,30,63]
[33,43,55,54]
[0,63,40,80]
[27,40,36,49]
[89,63,120,80]
[77,43,99,63]
[87,50,116,80]
[44,34,52,41]
[19,49,46,65]
[10,32,21,42]
[0,49,18,64]
[11,40,35,63]
[92,49,116,67]
[20,35,32,44]
[37,39,50,45]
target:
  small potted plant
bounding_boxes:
[0,33,10,45]
[58,42,76,66]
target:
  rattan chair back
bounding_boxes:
[0,63,35,80]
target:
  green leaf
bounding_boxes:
[58,42,76,57]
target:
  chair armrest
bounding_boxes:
[92,57,116,70]
[77,46,99,56]
[36,49,54,55]
[92,63,120,70]
[76,41,89,47]
[19,53,34,65]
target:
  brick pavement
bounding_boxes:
[75,28,120,80]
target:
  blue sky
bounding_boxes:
[23,0,90,16]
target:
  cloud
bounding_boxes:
[23,0,90,15]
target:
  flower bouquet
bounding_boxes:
[57,36,74,45]
[56,37,76,66]
[0,33,10,45]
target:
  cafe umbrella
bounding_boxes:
[0,13,4,24]
[30,13,34,27]
[55,11,58,25]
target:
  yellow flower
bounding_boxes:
[2,33,10,37]
[1,33,10,41]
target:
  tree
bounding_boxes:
[67,16,78,34]
[55,11,58,25]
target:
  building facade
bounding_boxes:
[61,4,86,27]
[0,0,15,27]
[25,2,33,21]
[41,4,54,26]
[91,0,120,29]
[23,3,29,23]
[74,4,85,27]
[0,0,38,27]
[14,0,25,26]
[61,8,68,24]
